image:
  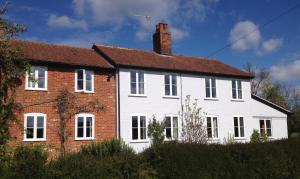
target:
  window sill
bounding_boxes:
[128,94,147,98]
[130,140,149,143]
[163,96,180,99]
[25,88,48,91]
[75,91,95,94]
[23,139,46,142]
[231,99,244,102]
[234,137,246,140]
[75,138,95,141]
[204,98,219,101]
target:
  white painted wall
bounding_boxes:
[118,68,288,152]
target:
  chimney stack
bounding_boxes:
[153,23,172,55]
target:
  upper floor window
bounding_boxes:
[205,78,216,98]
[207,116,218,139]
[260,119,272,137]
[24,113,46,141]
[164,74,177,97]
[132,115,147,141]
[26,66,47,90]
[75,69,94,93]
[234,116,245,138]
[232,80,242,99]
[130,71,144,95]
[75,114,95,140]
[165,115,178,140]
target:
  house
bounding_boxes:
[8,40,116,154]
[93,23,290,151]
[8,23,290,153]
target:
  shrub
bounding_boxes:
[250,129,268,143]
[147,116,165,147]
[5,145,48,179]
[80,138,134,159]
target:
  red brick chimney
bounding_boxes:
[153,23,172,55]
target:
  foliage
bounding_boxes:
[0,4,28,161]
[147,116,165,147]
[181,95,208,144]
[250,130,268,143]
[223,133,236,145]
[81,138,134,159]
[262,83,288,109]
[3,145,48,179]
[54,88,104,157]
[143,139,300,179]
[289,107,300,138]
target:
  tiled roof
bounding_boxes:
[93,44,252,78]
[11,40,114,69]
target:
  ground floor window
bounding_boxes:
[234,116,245,138]
[75,114,95,140]
[207,116,218,139]
[165,115,178,140]
[24,113,46,141]
[132,115,147,140]
[260,119,272,137]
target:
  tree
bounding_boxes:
[147,116,165,147]
[55,88,104,157]
[181,95,208,144]
[0,3,28,160]
[262,83,288,109]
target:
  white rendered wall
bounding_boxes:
[118,68,288,151]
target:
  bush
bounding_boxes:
[4,145,48,179]
[250,129,268,143]
[147,116,165,147]
[80,138,134,159]
[142,139,300,179]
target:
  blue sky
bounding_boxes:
[6,0,300,89]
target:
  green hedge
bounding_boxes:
[1,139,300,179]
[142,139,300,179]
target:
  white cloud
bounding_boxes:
[47,14,88,31]
[71,0,218,40]
[261,38,283,53]
[229,21,260,51]
[170,28,189,40]
[229,20,283,55]
[270,60,300,81]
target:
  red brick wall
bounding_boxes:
[8,65,116,156]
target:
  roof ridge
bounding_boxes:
[12,39,94,51]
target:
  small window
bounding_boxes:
[165,115,179,140]
[131,115,147,140]
[234,116,245,138]
[130,71,144,95]
[260,119,272,137]
[75,114,95,140]
[165,74,177,96]
[232,80,242,99]
[26,66,47,90]
[24,113,46,141]
[75,69,94,93]
[205,78,216,98]
[207,116,218,139]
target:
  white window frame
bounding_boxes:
[164,74,178,97]
[129,71,145,96]
[75,113,95,140]
[24,113,46,141]
[206,115,219,139]
[131,114,148,142]
[75,69,94,93]
[259,119,272,137]
[232,79,243,100]
[25,66,48,91]
[233,116,245,139]
[164,115,179,141]
[205,78,217,99]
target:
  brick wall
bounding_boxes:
[8,65,116,156]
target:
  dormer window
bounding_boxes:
[25,66,47,91]
[75,69,94,93]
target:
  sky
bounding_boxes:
[5,0,300,90]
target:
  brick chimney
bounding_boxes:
[153,23,172,55]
